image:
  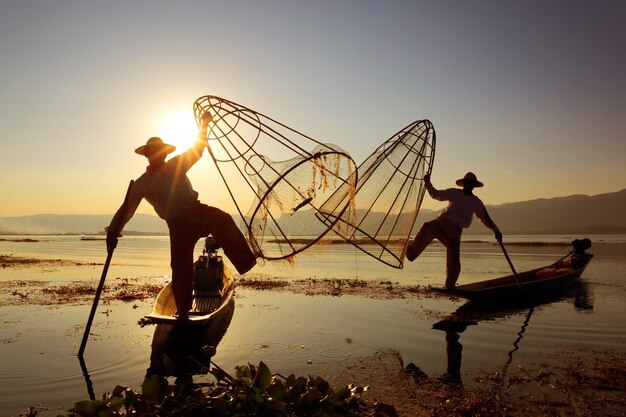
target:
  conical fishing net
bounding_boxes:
[318,120,435,268]
[193,95,357,261]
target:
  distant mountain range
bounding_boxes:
[468,188,626,235]
[0,213,166,235]
[1,189,625,235]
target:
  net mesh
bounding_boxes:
[193,95,357,260]
[318,119,436,268]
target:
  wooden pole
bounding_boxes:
[483,205,522,288]
[78,180,134,357]
[498,240,522,288]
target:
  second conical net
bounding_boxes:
[193,95,357,261]
[318,119,436,268]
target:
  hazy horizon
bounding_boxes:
[1,185,624,219]
[2,187,624,236]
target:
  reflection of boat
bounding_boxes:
[146,297,235,378]
[439,239,593,303]
[143,237,235,325]
[432,278,593,384]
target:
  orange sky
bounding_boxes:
[1,1,624,217]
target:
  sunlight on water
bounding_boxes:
[0,234,625,415]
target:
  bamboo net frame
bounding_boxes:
[192,95,357,261]
[318,119,436,268]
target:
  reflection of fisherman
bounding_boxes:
[147,297,235,379]
[106,114,256,319]
[444,330,463,383]
[406,172,502,289]
[432,319,474,384]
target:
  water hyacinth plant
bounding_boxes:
[58,361,387,417]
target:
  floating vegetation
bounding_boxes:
[58,361,381,417]
[18,349,626,417]
[238,277,439,299]
[110,278,163,302]
[237,277,290,290]
[42,283,96,298]
[0,278,162,307]
[1,254,40,268]
[0,254,99,269]
[1,276,444,309]
[40,281,161,303]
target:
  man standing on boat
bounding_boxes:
[405,172,502,289]
[106,114,256,319]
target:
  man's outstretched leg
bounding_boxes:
[197,205,257,274]
[406,220,441,261]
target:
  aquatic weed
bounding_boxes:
[59,361,385,417]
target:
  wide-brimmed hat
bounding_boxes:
[456,172,483,187]
[135,137,176,156]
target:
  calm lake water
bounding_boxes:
[1,234,625,416]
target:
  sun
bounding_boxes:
[156,110,199,153]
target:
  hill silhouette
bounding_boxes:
[0,189,624,235]
[468,188,626,234]
[0,213,166,235]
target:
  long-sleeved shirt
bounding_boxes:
[108,143,205,233]
[426,182,497,230]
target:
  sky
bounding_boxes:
[1,0,625,217]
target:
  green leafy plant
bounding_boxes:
[59,361,385,417]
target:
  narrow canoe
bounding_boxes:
[438,239,593,303]
[143,254,235,325]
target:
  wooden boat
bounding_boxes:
[80,235,105,241]
[437,238,593,303]
[143,239,235,325]
[146,297,235,377]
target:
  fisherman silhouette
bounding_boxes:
[106,114,256,319]
[406,172,502,289]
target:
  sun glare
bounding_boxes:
[157,110,199,153]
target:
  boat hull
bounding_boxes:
[438,251,593,304]
[143,258,235,325]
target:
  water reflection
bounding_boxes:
[146,297,235,382]
[431,280,593,384]
[77,297,235,398]
[431,319,472,384]
[78,355,96,400]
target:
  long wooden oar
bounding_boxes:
[78,180,134,357]
[483,205,522,288]
[498,240,522,288]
